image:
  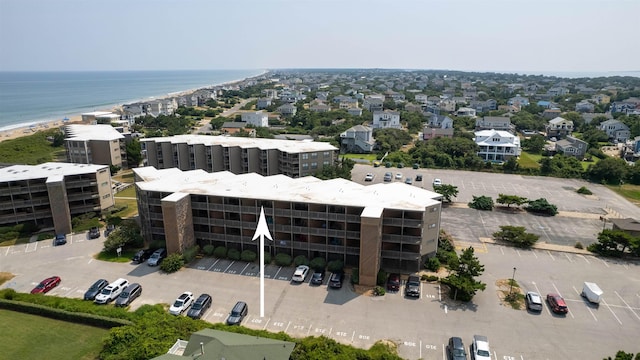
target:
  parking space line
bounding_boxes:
[552,282,574,318]
[565,254,573,263]
[419,340,422,359]
[516,249,521,257]
[532,282,551,315]
[207,258,220,271]
[307,324,313,336]
[547,251,555,261]
[500,247,504,255]
[599,258,610,268]
[240,262,250,274]
[573,286,597,321]
[615,291,640,321]
[577,255,590,264]
[602,298,622,325]
[262,318,270,330]
[351,331,355,342]
[5,246,10,256]
[532,250,538,258]
[273,266,282,279]
[224,261,235,272]
[438,285,441,301]
[284,321,291,333]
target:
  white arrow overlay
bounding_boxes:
[252,206,273,318]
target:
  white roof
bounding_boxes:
[134,167,441,211]
[0,162,108,182]
[65,124,125,141]
[140,134,337,154]
[82,111,113,117]
[474,129,520,147]
[549,117,569,124]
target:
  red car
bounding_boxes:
[546,293,568,314]
[31,276,61,294]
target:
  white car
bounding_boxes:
[471,335,491,360]
[291,265,310,283]
[432,178,442,186]
[395,173,403,180]
[169,291,194,315]
[364,173,374,182]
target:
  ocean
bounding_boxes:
[0,69,265,131]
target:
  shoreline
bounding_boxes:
[0,70,269,143]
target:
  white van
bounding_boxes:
[94,278,129,304]
[581,282,602,306]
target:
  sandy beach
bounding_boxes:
[0,114,86,143]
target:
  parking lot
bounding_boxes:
[2,231,639,360]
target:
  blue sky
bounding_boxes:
[1,0,639,73]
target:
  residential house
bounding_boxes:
[152,329,295,360]
[498,104,520,113]
[428,114,454,129]
[582,112,612,124]
[316,92,329,101]
[309,103,331,113]
[363,98,384,112]
[475,116,515,134]
[610,218,640,238]
[415,94,429,104]
[423,125,454,140]
[340,125,375,153]
[575,100,595,113]
[256,98,272,110]
[600,119,631,142]
[546,117,574,139]
[81,111,113,124]
[221,122,249,135]
[338,98,358,109]
[555,136,588,159]
[469,99,497,113]
[404,103,423,113]
[372,110,401,129]
[347,107,363,116]
[542,108,562,120]
[439,98,456,113]
[121,104,145,122]
[508,95,530,107]
[592,94,611,104]
[262,89,278,99]
[474,129,521,162]
[241,111,268,127]
[611,101,640,114]
[277,103,297,117]
[537,101,552,109]
[456,107,477,118]
[547,87,570,96]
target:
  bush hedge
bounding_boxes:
[274,253,292,266]
[309,257,327,271]
[213,246,228,258]
[227,248,241,261]
[351,267,359,285]
[294,255,309,266]
[203,244,215,256]
[425,257,440,272]
[240,250,257,262]
[263,252,272,265]
[376,269,387,287]
[327,259,344,273]
[182,245,199,263]
[160,253,184,273]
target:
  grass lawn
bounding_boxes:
[115,185,136,198]
[0,310,108,360]
[342,153,377,162]
[607,184,640,206]
[518,152,542,169]
[113,185,139,218]
[0,129,64,164]
[96,249,138,263]
[112,169,134,183]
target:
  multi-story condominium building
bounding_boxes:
[133,167,442,286]
[372,110,401,129]
[240,111,268,127]
[140,135,338,178]
[0,163,113,235]
[474,129,521,162]
[65,124,127,168]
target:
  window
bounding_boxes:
[302,153,309,160]
[302,163,309,169]
[311,162,317,169]
[311,152,317,158]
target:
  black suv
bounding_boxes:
[131,249,155,264]
[187,293,213,319]
[447,337,467,360]
[328,272,345,289]
[88,226,100,239]
[405,275,421,298]
[84,279,109,301]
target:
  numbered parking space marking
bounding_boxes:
[25,242,37,253]
[207,258,220,271]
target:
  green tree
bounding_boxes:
[160,253,185,273]
[496,194,528,208]
[492,225,540,248]
[522,135,546,154]
[603,350,637,360]
[539,155,584,178]
[525,198,558,216]
[433,184,459,203]
[441,247,486,301]
[586,157,629,184]
[468,195,494,210]
[126,138,142,167]
[588,229,638,257]
[102,219,143,252]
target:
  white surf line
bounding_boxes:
[615,291,640,321]
[602,298,622,325]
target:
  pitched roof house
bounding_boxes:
[474,129,521,162]
[555,136,588,159]
[475,116,515,134]
[546,117,573,139]
[600,119,631,142]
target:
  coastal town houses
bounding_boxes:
[220,122,250,135]
[240,111,268,127]
[133,166,442,285]
[427,114,453,129]
[575,100,595,113]
[611,98,640,114]
[600,119,631,143]
[362,97,384,112]
[64,124,128,169]
[475,116,515,134]
[554,136,589,159]
[469,99,497,113]
[256,98,272,110]
[542,108,562,120]
[456,107,477,118]
[372,110,401,129]
[340,125,375,153]
[0,163,113,236]
[545,117,574,139]
[140,135,338,178]
[508,95,529,108]
[423,125,454,140]
[277,103,297,117]
[474,129,521,163]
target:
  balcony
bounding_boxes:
[380,250,421,261]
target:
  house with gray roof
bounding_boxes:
[340,125,375,153]
[277,103,297,117]
[475,116,515,134]
[546,117,574,139]
[555,136,588,159]
[600,119,631,142]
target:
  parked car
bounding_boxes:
[226,301,248,325]
[292,265,310,283]
[131,249,155,264]
[525,291,543,312]
[446,336,467,360]
[415,174,423,181]
[169,291,194,315]
[88,226,100,239]
[546,293,569,314]
[405,177,413,185]
[115,283,142,307]
[147,248,167,266]
[471,335,491,360]
[31,276,61,294]
[104,224,116,237]
[53,234,67,246]
[364,173,374,182]
[386,273,400,292]
[405,275,421,298]
[84,279,109,301]
[187,293,213,319]
[95,278,129,304]
[581,282,602,306]
[383,172,392,182]
[395,172,403,180]
[328,272,345,289]
[310,271,325,285]
[433,178,442,187]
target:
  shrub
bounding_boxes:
[351,267,359,284]
[468,195,494,211]
[424,275,439,282]
[160,253,184,273]
[274,253,292,266]
[493,225,540,248]
[309,257,327,271]
[203,244,215,256]
[262,252,272,265]
[376,269,388,287]
[575,242,584,249]
[525,198,558,216]
[577,186,592,195]
[182,245,199,263]
[227,248,241,261]
[327,259,344,273]
[293,255,309,266]
[240,250,257,262]
[213,246,228,258]
[374,286,386,296]
[425,257,441,272]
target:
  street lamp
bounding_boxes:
[509,267,517,295]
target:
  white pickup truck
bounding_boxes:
[581,282,602,306]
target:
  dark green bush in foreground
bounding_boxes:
[160,253,184,273]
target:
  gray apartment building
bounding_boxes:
[134,167,442,286]
[65,124,127,168]
[0,162,114,235]
[140,135,339,178]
